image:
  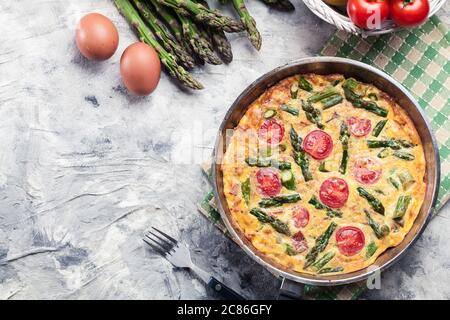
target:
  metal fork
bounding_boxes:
[143,227,245,300]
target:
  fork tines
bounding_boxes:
[143,227,178,256]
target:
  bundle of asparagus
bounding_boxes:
[113,0,295,89]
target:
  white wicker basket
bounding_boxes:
[303,0,447,37]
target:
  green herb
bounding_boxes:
[241,177,251,206]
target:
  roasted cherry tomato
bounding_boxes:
[303,130,333,160]
[292,207,310,228]
[258,119,285,145]
[256,168,282,197]
[347,116,372,137]
[353,156,382,185]
[319,177,349,208]
[347,0,389,29]
[391,0,430,27]
[292,231,308,253]
[336,226,365,256]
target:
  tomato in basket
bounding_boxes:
[347,0,389,29]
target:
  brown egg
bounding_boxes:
[120,42,161,96]
[76,13,119,61]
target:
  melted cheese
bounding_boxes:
[221,74,426,275]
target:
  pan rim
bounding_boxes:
[212,56,441,286]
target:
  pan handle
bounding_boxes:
[277,278,304,300]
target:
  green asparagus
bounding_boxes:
[280,104,299,116]
[281,170,296,190]
[133,0,195,69]
[393,151,415,161]
[304,222,337,269]
[365,210,390,239]
[156,0,244,32]
[318,266,344,274]
[114,0,203,89]
[392,195,412,219]
[311,252,335,271]
[250,208,290,235]
[308,195,342,218]
[357,187,385,215]
[231,0,261,50]
[298,77,313,92]
[342,78,388,117]
[397,170,415,190]
[366,241,378,258]
[290,83,298,99]
[322,95,343,109]
[372,120,387,137]
[339,121,350,174]
[245,157,291,170]
[290,127,313,182]
[258,193,301,208]
[241,177,251,206]
[307,87,339,103]
[301,100,324,129]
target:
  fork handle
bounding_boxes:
[208,277,245,300]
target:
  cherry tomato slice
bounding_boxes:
[319,177,349,209]
[292,231,308,253]
[347,0,390,30]
[292,207,310,228]
[258,119,285,145]
[347,116,372,137]
[255,168,282,197]
[336,226,365,256]
[302,130,333,160]
[353,156,382,185]
[391,0,430,27]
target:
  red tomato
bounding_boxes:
[292,231,308,253]
[353,156,382,185]
[347,117,372,137]
[303,130,334,160]
[319,177,349,209]
[292,207,310,228]
[256,168,282,197]
[336,226,365,256]
[258,119,285,145]
[347,0,390,29]
[391,0,430,26]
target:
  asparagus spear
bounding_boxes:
[196,0,233,63]
[281,170,296,190]
[304,222,337,269]
[298,77,313,92]
[156,0,244,32]
[258,193,301,208]
[311,252,335,271]
[318,266,343,274]
[114,0,203,89]
[133,0,196,69]
[263,109,277,119]
[245,157,291,170]
[342,78,388,117]
[393,151,415,161]
[231,0,262,50]
[397,170,415,190]
[241,177,251,206]
[339,121,350,175]
[365,210,390,239]
[366,241,378,258]
[389,176,400,190]
[393,195,412,219]
[290,127,313,181]
[301,100,324,129]
[322,95,343,109]
[307,87,339,103]
[177,12,223,65]
[367,139,402,150]
[250,208,290,235]
[357,187,385,215]
[372,120,387,137]
[280,104,299,116]
[308,195,342,218]
[258,0,295,11]
[290,83,298,99]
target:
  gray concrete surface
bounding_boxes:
[0,0,448,300]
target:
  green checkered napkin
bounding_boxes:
[198,17,449,300]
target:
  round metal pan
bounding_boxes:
[212,57,440,286]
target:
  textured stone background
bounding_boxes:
[0,0,448,299]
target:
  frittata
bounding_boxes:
[221,74,426,275]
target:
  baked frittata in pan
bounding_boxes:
[221,74,426,275]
